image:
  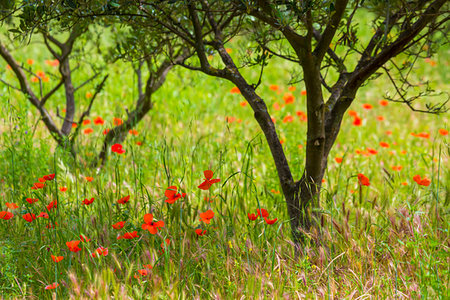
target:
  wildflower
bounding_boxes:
[103,129,110,135]
[161,239,170,249]
[352,116,362,126]
[82,119,91,126]
[283,115,294,123]
[26,198,38,204]
[27,59,34,65]
[128,129,138,136]
[111,143,125,154]
[43,174,55,181]
[82,198,94,205]
[92,247,108,258]
[391,166,403,171]
[195,228,207,236]
[401,182,408,186]
[380,142,390,148]
[199,210,214,224]
[83,128,93,135]
[283,93,295,104]
[367,148,378,155]
[0,211,14,220]
[363,104,373,110]
[413,175,431,186]
[118,231,139,240]
[51,255,64,262]
[165,186,186,204]
[335,157,343,163]
[198,170,221,191]
[136,141,143,146]
[248,213,257,221]
[72,123,77,128]
[257,208,269,218]
[439,129,448,136]
[296,111,307,122]
[80,234,91,242]
[5,202,18,209]
[45,283,59,290]
[137,269,149,277]
[376,116,384,121]
[357,173,370,186]
[47,200,57,211]
[301,90,307,96]
[264,217,277,225]
[85,176,93,182]
[240,101,247,107]
[85,92,93,99]
[271,189,280,194]
[23,213,36,222]
[269,84,279,91]
[93,117,104,125]
[117,195,130,204]
[45,59,59,67]
[386,130,392,135]
[31,182,45,190]
[142,214,164,234]
[66,240,81,252]
[226,116,236,123]
[226,48,232,53]
[112,221,125,229]
[230,87,240,94]
[288,86,296,92]
[37,212,49,219]
[113,117,123,126]
[379,100,389,106]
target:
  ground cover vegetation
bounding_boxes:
[0,1,448,298]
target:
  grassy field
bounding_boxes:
[0,28,449,299]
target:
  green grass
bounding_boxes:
[0,30,449,299]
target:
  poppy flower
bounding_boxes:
[376,116,384,121]
[117,195,130,204]
[230,86,240,94]
[45,59,59,67]
[195,228,207,236]
[270,189,280,194]
[273,102,281,111]
[380,142,390,148]
[352,116,362,126]
[257,208,269,218]
[248,213,257,221]
[46,222,58,229]
[283,115,294,123]
[348,110,358,117]
[111,143,125,154]
[66,240,81,252]
[82,198,94,205]
[5,202,18,210]
[413,175,431,186]
[288,86,296,92]
[439,129,448,136]
[335,157,343,163]
[51,255,64,262]
[136,141,143,146]
[362,104,373,110]
[93,116,104,125]
[79,234,91,242]
[137,269,149,276]
[264,217,277,225]
[46,200,57,211]
[283,93,295,104]
[161,239,170,249]
[357,173,370,186]
[198,170,221,190]
[379,100,389,106]
[367,148,378,155]
[59,187,67,192]
[43,174,55,181]
[269,84,279,91]
[226,116,236,123]
[31,182,45,189]
[401,182,408,186]
[112,221,125,229]
[26,198,38,204]
[85,92,93,99]
[72,123,77,128]
[45,283,59,290]
[142,214,164,234]
[165,186,186,204]
[239,101,247,107]
[103,129,110,135]
[92,247,108,257]
[199,210,215,224]
[301,90,307,96]
[26,58,34,65]
[113,117,123,126]
[386,130,392,135]
[37,212,49,219]
[85,176,93,182]
[391,165,403,171]
[296,111,307,122]
[0,211,14,220]
[38,177,46,183]
[82,119,91,126]
[23,213,36,222]
[83,128,93,135]
[117,231,139,240]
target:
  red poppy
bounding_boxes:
[46,222,58,229]
[376,116,384,121]
[137,269,149,276]
[47,200,57,211]
[198,170,221,190]
[273,102,281,111]
[103,129,110,135]
[257,208,269,218]
[264,217,277,225]
[362,104,373,110]
[283,115,294,123]
[142,214,164,234]
[0,211,14,220]
[335,157,343,163]
[136,141,143,146]
[5,202,18,210]
[357,173,370,186]
[43,174,55,181]
[80,234,91,242]
[199,210,215,224]
[51,255,64,262]
[26,198,38,204]
[117,195,130,204]
[348,110,358,117]
[413,175,431,186]
[31,182,45,190]
[129,129,139,136]
[113,117,123,126]
[438,129,448,136]
[379,99,389,106]
[85,176,94,182]
[248,213,257,221]
[72,123,77,128]
[230,87,240,94]
[283,93,295,104]
[352,116,362,126]
[269,84,279,91]
[391,165,403,171]
[288,86,296,92]
[82,119,91,126]
[37,212,49,219]
[66,240,81,252]
[45,282,59,290]
[111,143,125,154]
[93,117,104,125]
[165,186,186,204]
[38,177,46,183]
[301,90,307,96]
[82,198,94,205]
[23,213,36,222]
[379,142,390,148]
[367,148,378,155]
[240,101,247,107]
[59,187,67,192]
[112,221,125,229]
[118,231,139,240]
[92,246,108,257]
[83,128,94,135]
[195,228,207,236]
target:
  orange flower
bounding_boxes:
[129,129,139,135]
[379,100,389,106]
[273,102,281,111]
[31,182,45,189]
[413,175,431,186]
[357,173,370,186]
[26,59,34,65]
[136,141,143,146]
[248,213,257,221]
[401,182,408,186]
[379,142,390,148]
[117,195,130,204]
[288,86,296,92]
[82,198,94,205]
[141,214,164,234]
[66,240,81,252]
[45,59,59,67]
[92,246,108,258]
[23,213,36,222]
[352,116,362,126]
[198,170,220,190]
[296,111,307,122]
[85,176,93,182]
[226,116,236,123]
[283,93,295,104]
[376,116,384,121]
[5,202,18,209]
[0,211,14,220]
[230,87,240,94]
[83,128,93,135]
[301,90,307,96]
[264,217,277,225]
[59,187,67,192]
[45,282,59,290]
[112,221,125,229]
[269,84,279,91]
[51,255,64,262]
[257,208,269,218]
[226,48,232,53]
[335,157,343,163]
[270,189,280,194]
[161,239,170,250]
[438,129,448,136]
[386,130,392,135]
[283,115,294,123]
[93,116,104,125]
[72,123,77,128]
[85,92,93,99]
[239,101,247,107]
[199,210,214,224]
[118,231,139,240]
[362,104,373,110]
[82,119,91,126]
[348,110,358,117]
[391,165,403,171]
[165,186,186,204]
[113,117,123,126]
[195,228,207,236]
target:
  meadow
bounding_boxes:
[0,29,449,299]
